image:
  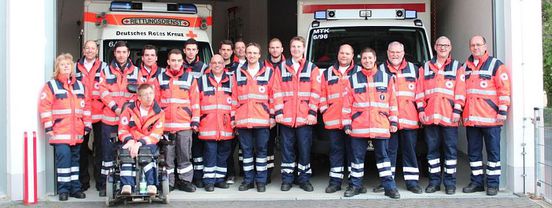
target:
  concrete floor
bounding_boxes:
[46,151,518,202]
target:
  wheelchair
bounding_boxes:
[105,144,170,206]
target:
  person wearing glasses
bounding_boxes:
[461,35,511,196]
[416,36,466,195]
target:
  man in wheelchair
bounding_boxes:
[117,83,165,195]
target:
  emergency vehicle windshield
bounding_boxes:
[307,26,430,69]
[102,39,212,68]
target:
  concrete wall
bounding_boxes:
[435,0,493,156]
[6,0,56,200]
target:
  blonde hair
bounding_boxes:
[53,53,75,78]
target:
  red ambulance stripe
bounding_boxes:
[302,3,426,13]
[83,12,212,27]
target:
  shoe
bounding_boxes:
[281,183,292,191]
[359,186,367,194]
[425,185,441,193]
[238,182,254,191]
[193,179,204,188]
[70,191,86,199]
[226,176,235,184]
[147,185,157,195]
[372,184,384,193]
[59,193,69,201]
[256,183,266,192]
[179,181,197,192]
[215,181,229,189]
[445,186,456,195]
[344,186,360,197]
[299,182,314,192]
[121,185,132,195]
[81,183,90,191]
[384,189,400,199]
[98,189,106,197]
[325,184,341,193]
[407,185,423,194]
[462,183,484,193]
[487,187,498,196]
[204,184,214,192]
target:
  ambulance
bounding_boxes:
[297,0,433,154]
[83,0,213,66]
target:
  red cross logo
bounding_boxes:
[186,30,198,39]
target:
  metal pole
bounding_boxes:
[533,107,541,197]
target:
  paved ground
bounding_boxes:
[1,197,549,208]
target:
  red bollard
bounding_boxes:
[23,131,38,205]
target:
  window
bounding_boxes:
[307,26,430,69]
[102,40,212,68]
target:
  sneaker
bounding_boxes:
[121,185,132,195]
[147,185,157,195]
[215,181,230,189]
[226,176,235,184]
[256,182,266,192]
[407,185,423,194]
[445,186,456,195]
[204,184,215,192]
[281,183,292,191]
[425,185,441,193]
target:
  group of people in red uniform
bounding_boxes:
[38,34,510,201]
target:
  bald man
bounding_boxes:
[461,35,510,196]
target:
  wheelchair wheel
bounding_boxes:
[161,175,170,204]
[106,175,115,206]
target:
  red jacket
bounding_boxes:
[320,62,361,129]
[232,62,281,128]
[39,76,91,145]
[381,60,420,130]
[157,66,200,132]
[342,67,398,139]
[99,60,139,125]
[118,100,164,145]
[416,57,466,126]
[274,58,321,127]
[75,58,106,123]
[463,53,511,126]
[138,63,163,103]
[197,72,235,140]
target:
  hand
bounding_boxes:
[306,115,317,125]
[231,121,236,129]
[122,140,135,150]
[275,115,283,123]
[270,119,276,129]
[496,114,507,122]
[345,129,352,135]
[130,141,142,158]
[418,112,428,123]
[192,126,198,132]
[390,126,398,133]
[452,112,461,123]
[115,108,122,116]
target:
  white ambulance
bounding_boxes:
[298,0,432,70]
[297,0,433,154]
[83,0,213,66]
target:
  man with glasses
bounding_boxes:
[461,35,511,196]
[416,36,466,195]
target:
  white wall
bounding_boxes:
[7,0,56,200]
[435,0,494,156]
[499,0,543,194]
